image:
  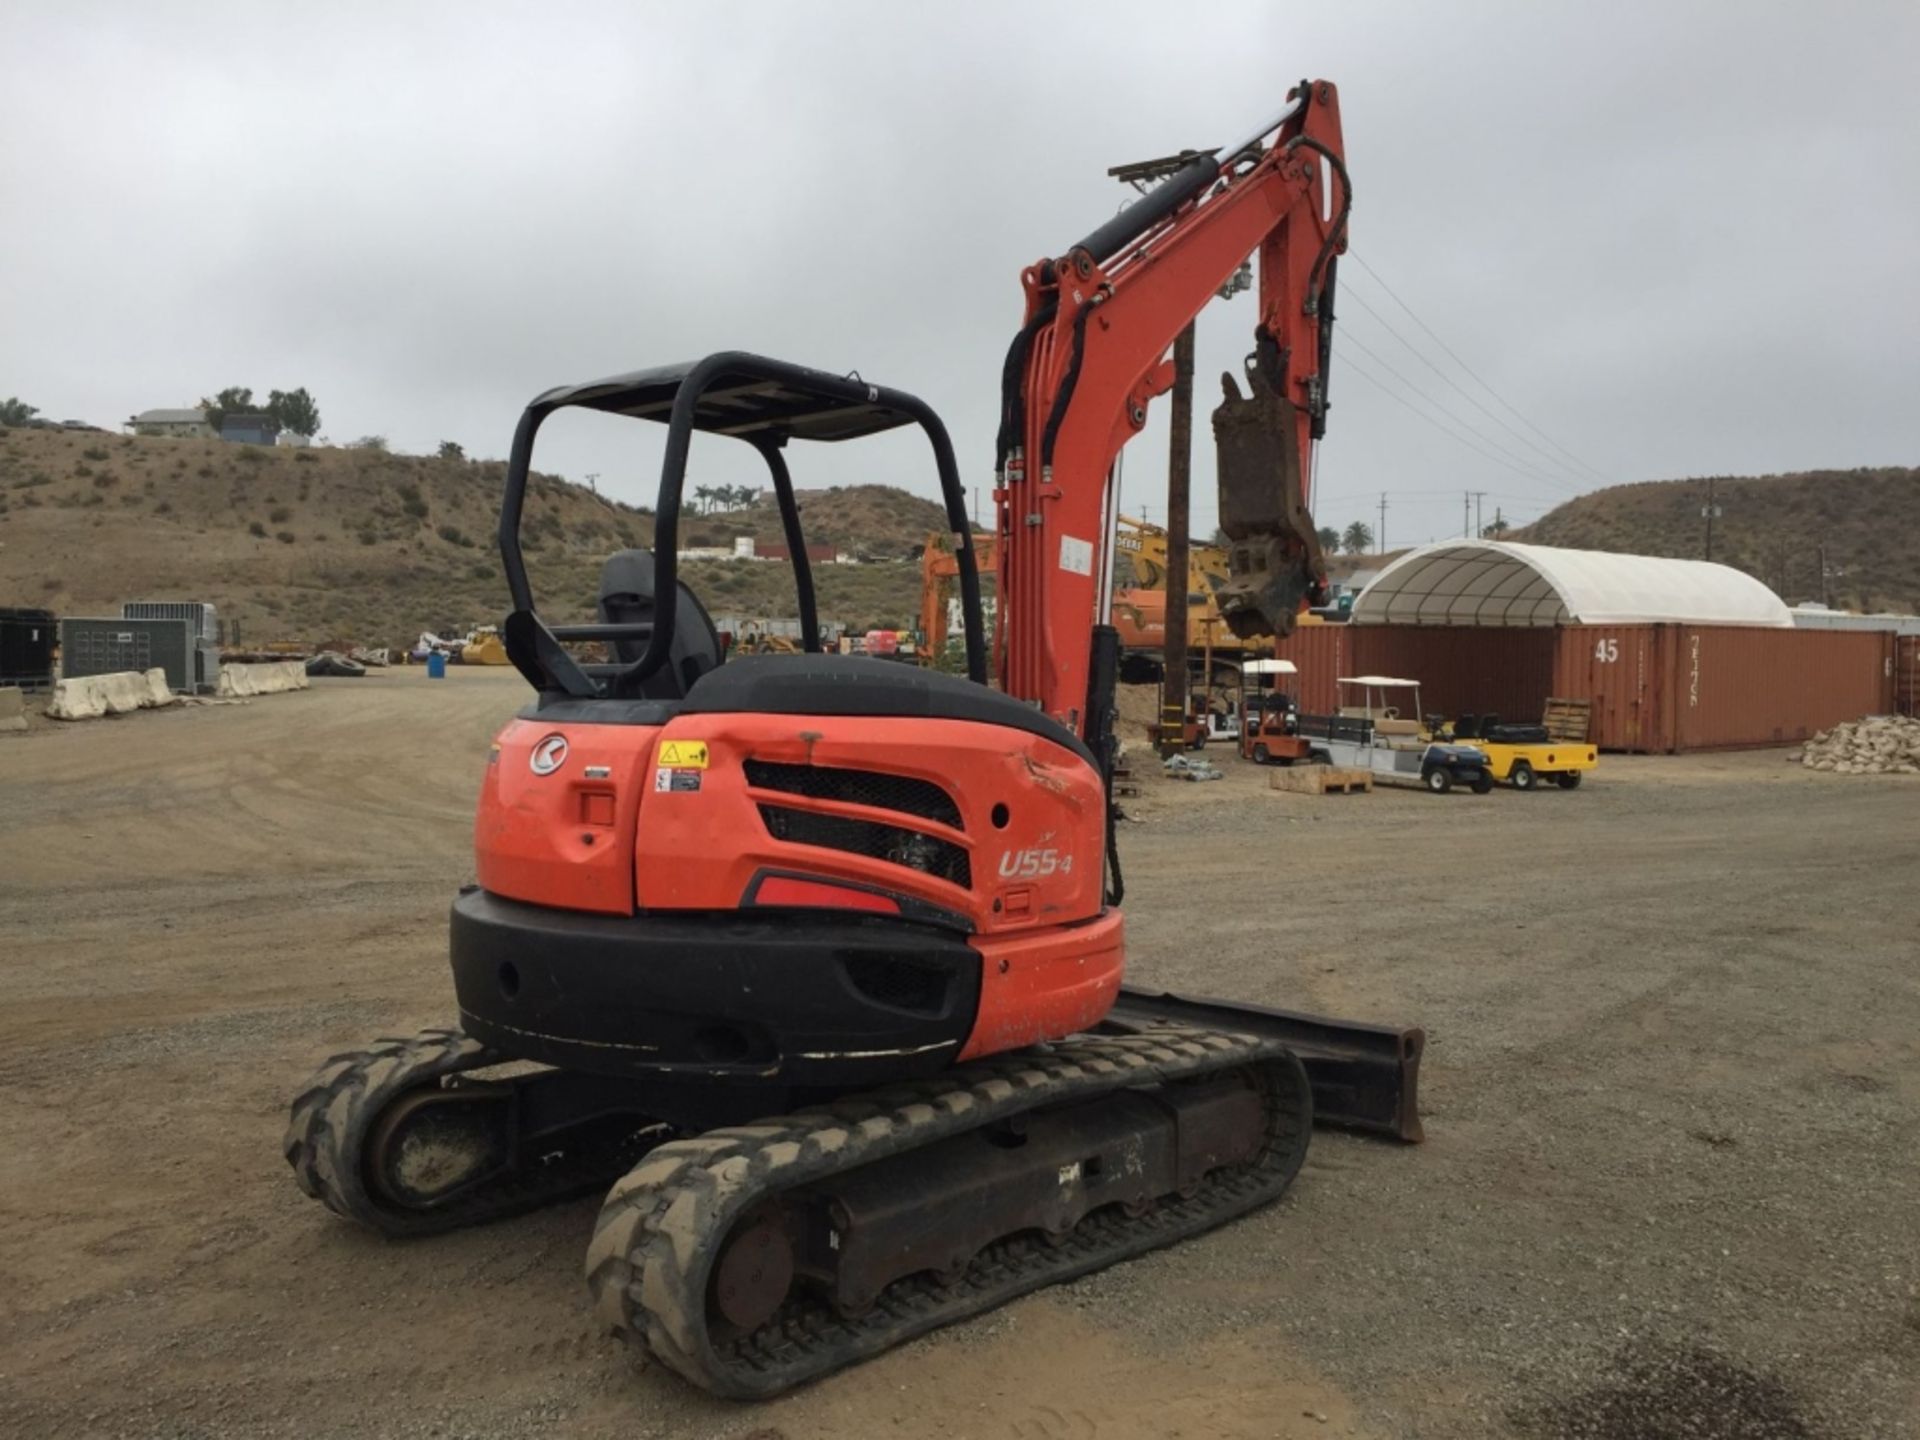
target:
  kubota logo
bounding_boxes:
[529,734,568,776]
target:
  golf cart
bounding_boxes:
[1442,712,1598,791]
[1239,658,1312,765]
[1299,676,1494,794]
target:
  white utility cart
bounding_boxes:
[1299,676,1495,794]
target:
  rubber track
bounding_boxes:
[284,1027,641,1237]
[583,1026,1311,1397]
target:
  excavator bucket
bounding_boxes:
[1212,364,1328,639]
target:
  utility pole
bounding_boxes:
[1159,320,1196,756]
[1701,477,1721,561]
[585,472,600,494]
[1377,492,1388,554]
[1463,491,1471,539]
[1472,491,1486,538]
[1104,149,1248,756]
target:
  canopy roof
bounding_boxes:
[1338,675,1421,687]
[1244,658,1298,675]
[1349,540,1793,628]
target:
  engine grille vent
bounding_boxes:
[840,954,952,1015]
[743,760,961,829]
[758,805,972,889]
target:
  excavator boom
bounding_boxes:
[997,78,1346,739]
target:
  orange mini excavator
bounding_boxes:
[287,78,1422,1398]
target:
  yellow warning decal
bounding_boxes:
[657,739,709,769]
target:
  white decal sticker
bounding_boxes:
[998,847,1070,879]
[1059,534,1094,576]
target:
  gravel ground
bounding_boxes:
[0,668,1915,1439]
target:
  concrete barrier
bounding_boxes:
[47,667,179,721]
[0,686,25,733]
[216,660,310,698]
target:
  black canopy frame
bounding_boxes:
[498,352,987,697]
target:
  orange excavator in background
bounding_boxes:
[286,78,1420,1399]
[919,527,997,664]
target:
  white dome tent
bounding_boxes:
[1348,540,1793,629]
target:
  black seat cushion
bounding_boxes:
[598,549,723,700]
[681,654,1096,769]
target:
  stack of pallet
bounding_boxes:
[1543,697,1592,743]
[1267,766,1370,795]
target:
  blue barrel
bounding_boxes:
[426,651,447,679]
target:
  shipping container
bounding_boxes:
[1,606,58,691]
[1664,626,1892,751]
[1273,620,1894,752]
[1274,624,1549,729]
[1269,623,1351,715]
[1899,636,1919,718]
[1551,625,1666,750]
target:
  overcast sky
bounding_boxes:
[4,2,1917,547]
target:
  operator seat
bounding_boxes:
[597,549,723,700]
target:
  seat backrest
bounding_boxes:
[597,549,723,699]
[1454,713,1478,739]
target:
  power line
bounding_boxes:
[1339,286,1595,490]
[1335,343,1584,492]
[1336,326,1579,492]
[1344,250,1617,488]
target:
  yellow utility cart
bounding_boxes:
[1444,713,1597,790]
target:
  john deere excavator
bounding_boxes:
[286,78,1421,1398]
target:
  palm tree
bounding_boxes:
[692,485,714,514]
[1316,525,1341,552]
[1342,520,1374,555]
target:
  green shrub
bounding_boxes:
[92,471,117,489]
[436,523,474,548]
[294,450,317,464]
[249,520,267,537]
[276,530,296,544]
[270,505,291,523]
[82,446,109,462]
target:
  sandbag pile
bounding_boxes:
[1792,715,1920,774]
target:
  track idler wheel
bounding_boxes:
[285,1027,652,1237]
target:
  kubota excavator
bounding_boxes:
[286,78,1422,1399]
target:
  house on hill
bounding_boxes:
[219,413,280,446]
[126,407,214,438]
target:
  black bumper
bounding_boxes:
[448,888,982,1088]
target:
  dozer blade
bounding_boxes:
[1107,986,1424,1144]
[1212,361,1329,639]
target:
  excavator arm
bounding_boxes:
[996,79,1348,740]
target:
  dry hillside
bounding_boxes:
[1508,466,1920,613]
[0,430,933,645]
[685,482,950,560]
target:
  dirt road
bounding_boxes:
[2,669,1915,1438]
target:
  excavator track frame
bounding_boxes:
[283,1029,665,1236]
[584,1025,1310,1398]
